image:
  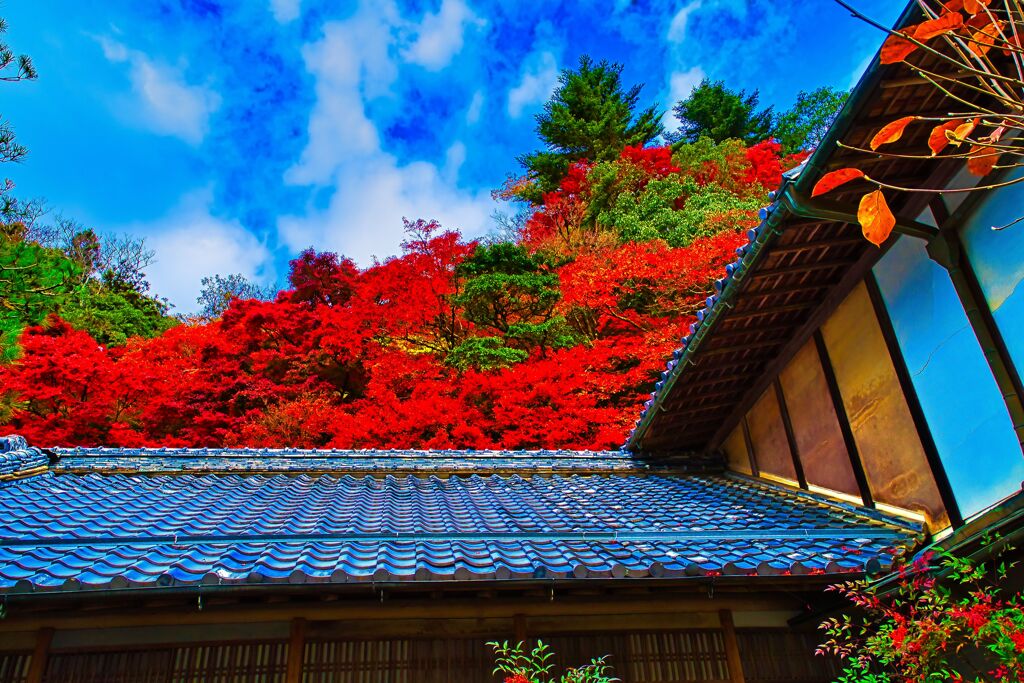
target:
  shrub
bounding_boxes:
[487,640,617,683]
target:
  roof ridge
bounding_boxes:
[0,435,50,482]
[45,441,723,476]
[55,446,630,457]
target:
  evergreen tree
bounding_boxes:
[773,87,848,154]
[0,223,79,360]
[0,15,37,166]
[517,56,663,201]
[668,79,773,146]
[450,242,576,366]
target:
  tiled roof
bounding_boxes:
[0,441,919,593]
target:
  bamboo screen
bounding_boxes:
[737,630,841,683]
[42,640,288,683]
[14,628,836,683]
[0,651,30,683]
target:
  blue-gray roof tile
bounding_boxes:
[0,441,919,593]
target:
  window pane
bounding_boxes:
[874,237,1023,519]
[821,282,947,527]
[779,339,861,500]
[959,172,1024,374]
[746,385,797,483]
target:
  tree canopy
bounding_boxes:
[668,78,773,146]
[0,22,816,449]
[773,87,848,154]
[516,56,663,201]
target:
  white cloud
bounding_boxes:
[465,89,485,125]
[507,51,558,118]
[130,189,274,312]
[270,0,301,23]
[404,0,484,71]
[668,65,707,105]
[284,7,398,186]
[444,140,466,182]
[281,1,494,265]
[98,37,220,145]
[280,157,492,264]
[668,1,703,42]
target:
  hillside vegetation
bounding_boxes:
[0,56,829,449]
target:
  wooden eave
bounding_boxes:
[636,37,977,454]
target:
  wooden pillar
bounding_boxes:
[285,618,307,683]
[25,627,54,683]
[513,613,527,647]
[719,610,745,683]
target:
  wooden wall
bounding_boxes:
[0,627,838,683]
[721,281,950,530]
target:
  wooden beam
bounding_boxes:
[667,400,741,418]
[769,236,864,256]
[749,259,859,281]
[699,338,786,357]
[744,282,834,300]
[285,618,306,683]
[25,627,54,683]
[681,369,761,388]
[726,302,815,322]
[719,610,746,683]
[815,331,874,509]
[663,387,744,410]
[708,245,887,453]
[0,593,805,633]
[774,379,807,490]
[513,613,527,647]
[741,416,759,477]
[865,272,961,527]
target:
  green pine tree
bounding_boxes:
[516,56,663,202]
[668,78,773,146]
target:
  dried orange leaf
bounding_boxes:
[967,145,999,176]
[881,30,920,64]
[946,117,979,147]
[812,168,867,198]
[964,0,991,15]
[915,11,965,40]
[858,190,896,246]
[870,116,916,150]
[969,21,1003,57]
[968,9,998,28]
[929,119,965,155]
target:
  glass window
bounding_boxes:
[958,175,1024,388]
[779,339,861,501]
[873,239,1023,519]
[821,282,948,527]
[746,386,797,483]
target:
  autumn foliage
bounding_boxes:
[0,140,793,449]
[816,0,1024,244]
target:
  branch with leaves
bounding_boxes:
[816,0,1024,245]
[819,535,1024,681]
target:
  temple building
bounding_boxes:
[2,1,1023,681]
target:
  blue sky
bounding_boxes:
[3,0,901,311]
